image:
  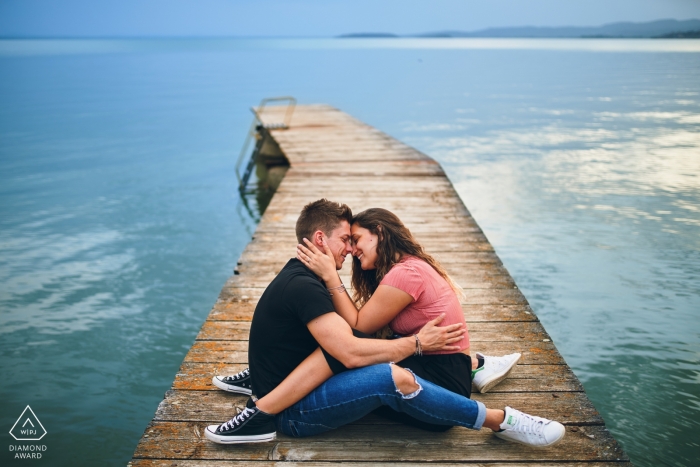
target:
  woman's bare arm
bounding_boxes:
[298,239,412,333]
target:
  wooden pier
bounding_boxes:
[129,105,630,466]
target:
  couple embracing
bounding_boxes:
[205,199,565,448]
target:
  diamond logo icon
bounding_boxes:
[10,406,47,441]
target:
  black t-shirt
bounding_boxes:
[248,258,334,398]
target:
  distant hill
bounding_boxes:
[656,30,700,39]
[340,19,700,39]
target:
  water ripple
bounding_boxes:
[0,229,144,334]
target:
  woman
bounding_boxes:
[213,208,521,424]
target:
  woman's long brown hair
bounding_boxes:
[350,208,461,305]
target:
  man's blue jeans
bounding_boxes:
[276,363,487,437]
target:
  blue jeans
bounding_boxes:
[276,363,487,438]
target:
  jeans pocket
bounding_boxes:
[287,420,335,438]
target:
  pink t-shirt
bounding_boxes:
[380,256,469,355]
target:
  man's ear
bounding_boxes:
[312,230,325,247]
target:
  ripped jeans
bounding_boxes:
[276,363,487,438]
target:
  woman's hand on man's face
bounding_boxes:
[297,238,339,283]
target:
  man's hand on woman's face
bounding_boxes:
[297,238,338,283]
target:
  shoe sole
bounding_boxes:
[212,376,253,395]
[474,354,521,394]
[204,427,276,444]
[494,426,565,448]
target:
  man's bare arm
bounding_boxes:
[307,311,465,369]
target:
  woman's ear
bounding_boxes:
[376,225,383,241]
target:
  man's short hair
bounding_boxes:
[296,199,353,244]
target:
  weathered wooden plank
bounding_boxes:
[130,461,629,467]
[234,251,502,269]
[239,243,495,256]
[224,274,513,290]
[255,212,480,227]
[282,146,421,154]
[278,137,416,147]
[282,154,435,165]
[244,226,486,241]
[269,191,470,204]
[246,238,494,250]
[264,198,468,212]
[254,207,478,220]
[278,131,413,139]
[133,422,627,462]
[207,300,257,321]
[279,138,419,146]
[279,181,449,193]
[267,430,626,462]
[248,226,486,237]
[276,133,407,142]
[174,363,250,390]
[276,186,460,196]
[250,223,484,237]
[184,341,248,363]
[284,161,438,170]
[271,182,458,195]
[195,321,251,341]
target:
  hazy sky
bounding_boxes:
[1,0,700,37]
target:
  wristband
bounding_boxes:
[327,284,346,296]
[413,334,423,356]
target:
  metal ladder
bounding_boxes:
[235,96,296,193]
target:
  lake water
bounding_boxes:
[0,38,698,466]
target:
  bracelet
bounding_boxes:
[327,284,346,296]
[413,334,422,356]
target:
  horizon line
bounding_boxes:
[1,35,698,40]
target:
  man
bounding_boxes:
[204,199,565,448]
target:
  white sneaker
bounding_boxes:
[495,406,565,447]
[472,352,521,393]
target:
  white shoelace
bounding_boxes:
[224,368,250,382]
[509,412,547,437]
[220,407,255,431]
[491,357,509,370]
[484,354,515,371]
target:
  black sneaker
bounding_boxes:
[204,406,276,444]
[212,368,252,395]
